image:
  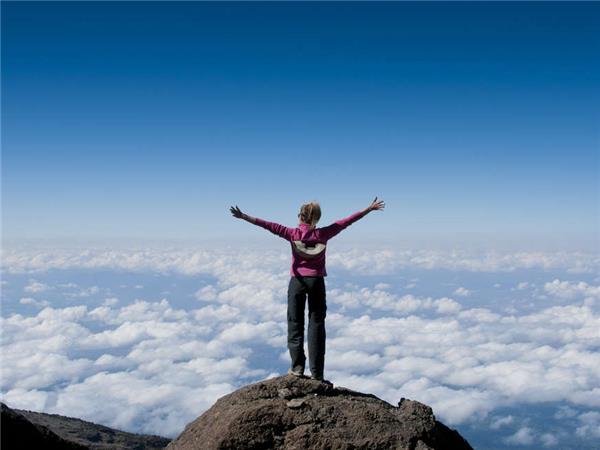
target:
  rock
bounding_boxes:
[278,388,294,399]
[1,402,88,450]
[167,375,474,450]
[286,397,308,409]
[1,401,171,450]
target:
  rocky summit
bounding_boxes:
[167,374,473,450]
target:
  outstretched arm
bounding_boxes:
[230,205,294,241]
[320,197,385,241]
[230,205,258,224]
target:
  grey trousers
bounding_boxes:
[287,275,327,377]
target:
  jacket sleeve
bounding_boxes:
[253,217,295,241]
[319,209,369,241]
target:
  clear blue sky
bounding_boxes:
[2,2,598,247]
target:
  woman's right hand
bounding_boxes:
[230,205,244,219]
[368,196,385,212]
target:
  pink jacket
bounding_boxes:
[253,209,369,277]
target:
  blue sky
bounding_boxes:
[2,2,599,248]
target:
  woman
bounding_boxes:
[230,197,385,381]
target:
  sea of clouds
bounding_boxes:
[1,241,599,449]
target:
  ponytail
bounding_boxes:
[299,201,322,228]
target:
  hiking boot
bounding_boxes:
[311,375,333,386]
[288,366,304,377]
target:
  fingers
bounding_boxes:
[371,198,385,211]
[371,197,383,206]
[229,205,243,217]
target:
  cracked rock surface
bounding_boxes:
[166,375,473,450]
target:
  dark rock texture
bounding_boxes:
[166,375,474,450]
[1,402,88,450]
[1,402,171,450]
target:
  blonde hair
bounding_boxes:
[298,201,321,228]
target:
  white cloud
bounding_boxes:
[195,285,218,301]
[490,415,514,429]
[80,321,172,349]
[49,370,237,437]
[193,304,241,323]
[2,244,600,445]
[435,298,462,314]
[2,245,598,275]
[396,377,498,425]
[103,297,119,306]
[216,321,284,346]
[93,354,134,371]
[19,297,50,308]
[5,287,599,432]
[2,349,93,391]
[504,426,534,445]
[544,279,600,304]
[325,350,382,374]
[0,294,269,437]
[325,303,600,424]
[554,405,577,419]
[576,411,600,439]
[457,308,500,323]
[1,387,50,412]
[64,286,100,298]
[453,287,471,297]
[329,287,461,316]
[24,279,51,293]
[540,432,559,447]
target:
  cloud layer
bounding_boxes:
[1,243,599,448]
[3,244,599,275]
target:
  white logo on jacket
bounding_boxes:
[291,241,326,259]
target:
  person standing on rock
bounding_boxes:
[230,197,385,381]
